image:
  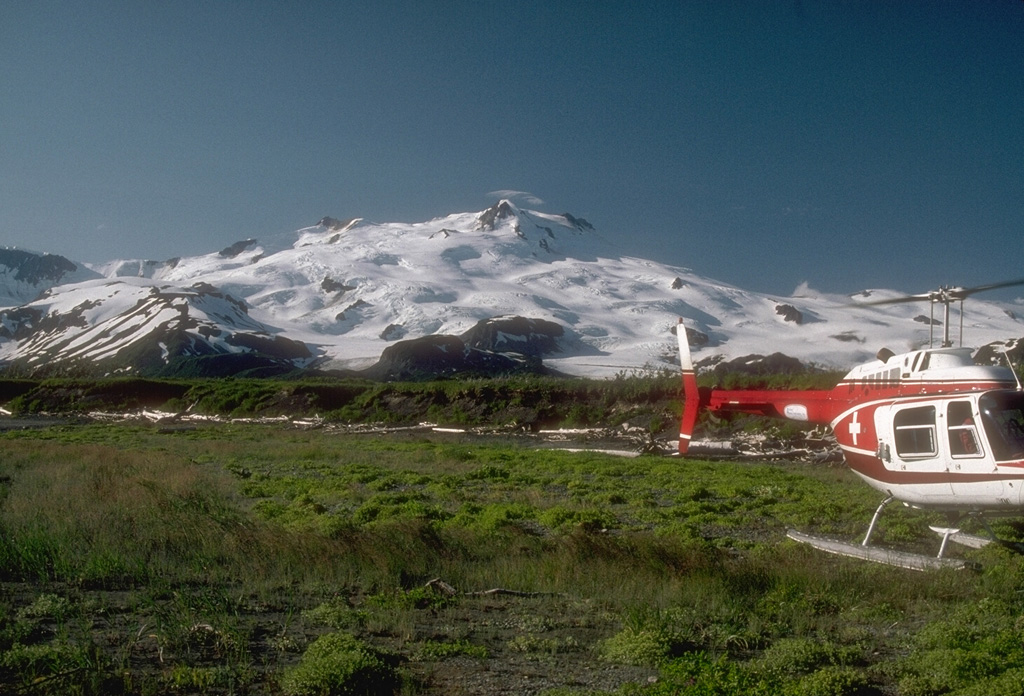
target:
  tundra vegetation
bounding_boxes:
[1,372,1023,695]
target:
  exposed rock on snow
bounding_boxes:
[219,239,258,258]
[775,304,803,324]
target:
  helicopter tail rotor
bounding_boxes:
[676,319,700,455]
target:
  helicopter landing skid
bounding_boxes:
[786,496,974,570]
[928,526,991,550]
[786,530,970,571]
[937,518,1024,555]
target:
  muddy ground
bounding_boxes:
[2,579,658,695]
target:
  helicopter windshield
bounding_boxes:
[979,392,1024,462]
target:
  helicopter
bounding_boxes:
[676,280,1024,570]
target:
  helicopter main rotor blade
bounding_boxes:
[954,278,1024,299]
[849,278,1024,307]
[849,292,935,307]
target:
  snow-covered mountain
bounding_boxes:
[2,200,1022,378]
[0,278,312,377]
[0,248,101,307]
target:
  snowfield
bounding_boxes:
[2,201,1023,377]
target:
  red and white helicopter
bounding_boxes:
[676,281,1024,570]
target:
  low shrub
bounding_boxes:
[302,598,366,630]
[785,665,872,696]
[751,637,860,680]
[891,597,1024,696]
[623,652,768,696]
[599,608,696,668]
[281,632,400,696]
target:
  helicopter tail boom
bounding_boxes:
[705,388,837,424]
[676,320,839,454]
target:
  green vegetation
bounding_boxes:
[1,415,1023,694]
[0,372,683,431]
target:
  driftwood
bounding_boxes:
[424,578,559,598]
[424,578,458,596]
[464,588,552,598]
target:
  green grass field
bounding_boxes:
[2,421,1024,695]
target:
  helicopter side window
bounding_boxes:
[979,393,1024,462]
[947,401,982,457]
[893,405,937,458]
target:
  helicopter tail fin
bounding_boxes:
[677,319,700,455]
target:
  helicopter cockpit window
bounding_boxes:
[893,405,937,458]
[947,401,982,457]
[979,392,1024,462]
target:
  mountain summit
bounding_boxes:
[0,248,100,307]
[1,202,1022,377]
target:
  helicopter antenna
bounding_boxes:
[1004,347,1023,392]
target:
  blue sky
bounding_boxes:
[2,1,1023,300]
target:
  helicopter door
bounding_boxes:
[945,400,985,462]
[878,404,954,496]
[943,399,1001,499]
[875,404,941,470]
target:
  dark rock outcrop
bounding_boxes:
[361,335,531,381]
[670,323,710,347]
[708,352,809,376]
[477,201,516,230]
[336,299,369,322]
[219,239,257,258]
[974,338,1024,366]
[0,249,78,285]
[321,277,356,294]
[0,306,45,340]
[380,324,406,341]
[561,213,594,231]
[775,304,804,324]
[225,333,311,360]
[318,216,357,231]
[460,316,564,357]
[685,326,710,347]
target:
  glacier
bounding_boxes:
[1,200,1022,377]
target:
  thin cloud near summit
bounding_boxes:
[486,190,545,206]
